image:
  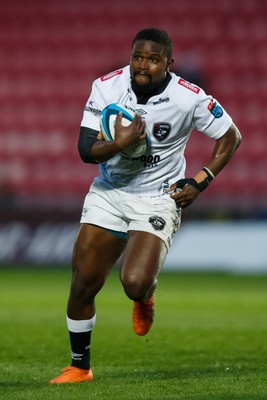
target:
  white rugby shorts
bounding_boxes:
[80,179,181,250]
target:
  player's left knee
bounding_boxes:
[121,275,153,301]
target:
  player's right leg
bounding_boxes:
[50,223,126,384]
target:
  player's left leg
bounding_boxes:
[119,230,167,335]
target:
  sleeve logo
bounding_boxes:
[207,99,223,118]
[100,69,123,81]
[178,78,200,94]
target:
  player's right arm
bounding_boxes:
[79,113,146,164]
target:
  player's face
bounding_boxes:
[130,39,173,93]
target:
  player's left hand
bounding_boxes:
[168,179,200,209]
[114,112,146,151]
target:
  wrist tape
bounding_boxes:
[176,167,214,192]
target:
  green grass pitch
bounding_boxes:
[0,267,267,400]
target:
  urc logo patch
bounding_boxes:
[207,99,223,118]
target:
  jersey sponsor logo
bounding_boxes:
[152,122,171,142]
[123,104,147,115]
[141,154,160,168]
[149,216,166,231]
[178,78,200,94]
[128,154,160,167]
[135,108,147,115]
[82,207,88,217]
[207,99,223,118]
[100,69,123,81]
[152,97,170,105]
[123,104,136,114]
[84,105,101,117]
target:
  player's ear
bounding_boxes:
[166,58,174,71]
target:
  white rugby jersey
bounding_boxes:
[81,66,232,197]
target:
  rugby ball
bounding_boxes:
[100,103,150,158]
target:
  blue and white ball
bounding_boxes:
[100,103,150,158]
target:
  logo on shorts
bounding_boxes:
[152,122,171,141]
[149,216,166,231]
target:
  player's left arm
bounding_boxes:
[170,123,242,208]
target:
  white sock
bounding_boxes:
[66,315,96,333]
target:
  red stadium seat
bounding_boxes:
[0,0,266,212]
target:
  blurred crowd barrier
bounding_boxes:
[0,220,266,272]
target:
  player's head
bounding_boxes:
[132,28,173,60]
[130,28,174,93]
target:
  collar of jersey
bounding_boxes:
[131,73,172,105]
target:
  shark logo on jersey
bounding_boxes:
[152,123,171,142]
[149,216,166,231]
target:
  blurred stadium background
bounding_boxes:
[0,0,266,271]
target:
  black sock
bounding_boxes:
[69,330,92,370]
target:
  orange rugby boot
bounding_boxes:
[132,295,155,336]
[50,366,93,384]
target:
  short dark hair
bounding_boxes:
[132,28,173,59]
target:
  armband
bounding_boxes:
[175,167,214,192]
[78,126,100,164]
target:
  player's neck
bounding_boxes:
[131,73,171,105]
